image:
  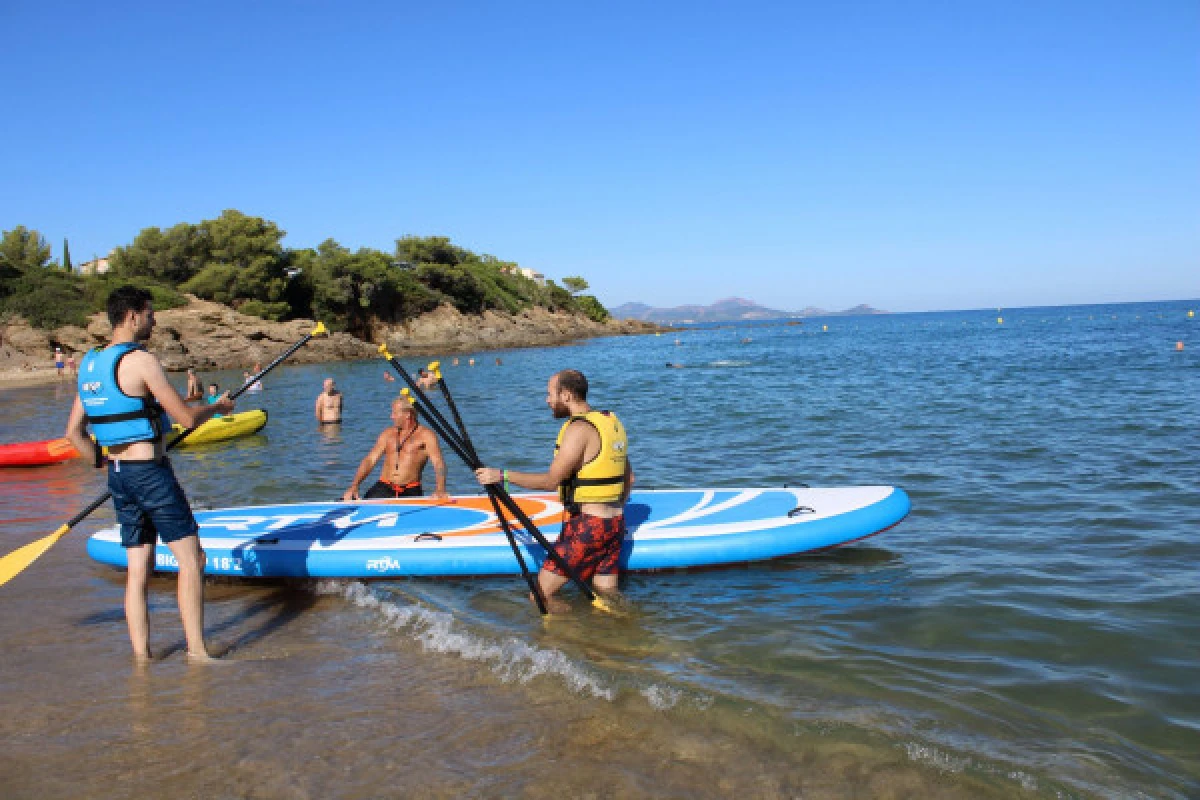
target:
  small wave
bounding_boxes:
[903,741,1040,792]
[317,579,615,700]
[641,684,683,710]
[707,360,752,368]
[317,580,714,715]
[903,741,971,773]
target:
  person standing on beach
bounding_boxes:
[315,377,343,423]
[185,368,202,402]
[54,347,64,378]
[66,352,76,376]
[64,285,234,662]
[474,369,633,613]
[342,397,447,500]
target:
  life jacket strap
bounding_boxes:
[85,408,156,425]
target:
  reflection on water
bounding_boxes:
[1,301,1198,798]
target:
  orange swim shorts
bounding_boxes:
[543,512,626,580]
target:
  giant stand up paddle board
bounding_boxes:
[86,487,910,578]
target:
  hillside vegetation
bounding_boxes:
[0,212,607,337]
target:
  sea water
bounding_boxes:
[0,300,1196,798]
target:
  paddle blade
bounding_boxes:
[0,524,72,587]
[591,595,619,614]
[311,321,328,337]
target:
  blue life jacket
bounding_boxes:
[78,343,165,447]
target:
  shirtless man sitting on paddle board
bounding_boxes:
[342,397,448,500]
[315,377,343,424]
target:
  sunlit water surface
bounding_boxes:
[1,300,1197,798]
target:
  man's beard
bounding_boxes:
[551,402,569,419]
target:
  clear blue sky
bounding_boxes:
[2,1,1196,312]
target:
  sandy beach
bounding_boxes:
[0,364,71,390]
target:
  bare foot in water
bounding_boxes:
[530,592,572,614]
[186,650,220,664]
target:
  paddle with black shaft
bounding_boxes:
[421,360,548,613]
[400,387,548,615]
[378,344,610,611]
[0,322,329,588]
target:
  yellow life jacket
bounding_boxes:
[555,410,628,510]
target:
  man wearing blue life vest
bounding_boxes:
[64,286,234,663]
[474,369,633,613]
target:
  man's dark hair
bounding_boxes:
[555,369,588,401]
[107,286,153,327]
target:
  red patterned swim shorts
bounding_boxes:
[544,513,626,580]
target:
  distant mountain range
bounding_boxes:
[609,297,886,323]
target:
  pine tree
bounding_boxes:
[63,238,73,272]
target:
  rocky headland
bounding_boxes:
[0,296,659,389]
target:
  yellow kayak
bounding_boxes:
[171,410,268,446]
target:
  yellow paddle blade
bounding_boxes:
[310,321,328,337]
[0,524,71,588]
[591,595,619,614]
[378,342,393,360]
[400,389,416,406]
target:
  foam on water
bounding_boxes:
[317,579,710,714]
[319,579,617,700]
[640,684,683,710]
[902,742,1041,793]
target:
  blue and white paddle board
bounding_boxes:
[86,487,910,578]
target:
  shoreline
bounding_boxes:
[0,296,662,392]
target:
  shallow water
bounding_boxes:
[1,300,1197,798]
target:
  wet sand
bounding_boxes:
[0,547,1021,800]
[0,365,69,390]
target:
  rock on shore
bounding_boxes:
[0,296,658,386]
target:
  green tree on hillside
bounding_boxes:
[562,276,589,295]
[0,226,53,276]
[296,239,442,338]
[4,216,616,333]
[0,225,92,327]
[111,210,291,319]
[182,210,289,316]
[395,235,468,267]
[109,221,209,284]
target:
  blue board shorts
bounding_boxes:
[108,457,199,548]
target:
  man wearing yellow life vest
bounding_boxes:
[475,369,633,613]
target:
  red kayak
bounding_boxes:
[0,438,81,467]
